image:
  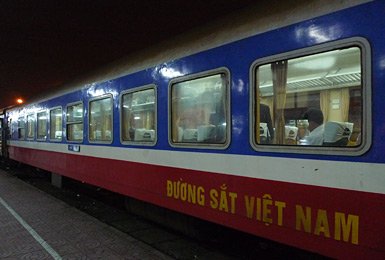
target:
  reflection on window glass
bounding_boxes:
[18,117,25,139]
[27,114,35,139]
[171,73,228,145]
[89,96,112,142]
[50,108,62,141]
[122,88,156,143]
[37,111,47,140]
[66,103,83,141]
[255,46,362,147]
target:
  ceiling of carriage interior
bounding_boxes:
[257,47,362,96]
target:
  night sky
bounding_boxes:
[0,1,256,109]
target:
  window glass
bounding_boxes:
[50,108,62,141]
[89,96,112,142]
[37,111,47,140]
[18,117,25,139]
[26,114,35,139]
[171,73,228,145]
[66,103,83,141]
[122,87,156,143]
[255,46,362,147]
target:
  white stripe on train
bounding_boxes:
[9,140,385,195]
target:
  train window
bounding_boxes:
[66,102,83,142]
[17,117,25,140]
[251,38,370,155]
[121,86,156,145]
[89,95,113,143]
[26,114,35,140]
[170,69,229,148]
[37,111,47,140]
[50,107,62,141]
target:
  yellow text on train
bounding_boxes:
[166,179,359,245]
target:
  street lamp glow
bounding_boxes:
[16,98,24,104]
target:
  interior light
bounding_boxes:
[293,56,336,70]
[16,98,24,104]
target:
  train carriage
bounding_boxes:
[2,0,385,258]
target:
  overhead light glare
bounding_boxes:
[16,98,24,104]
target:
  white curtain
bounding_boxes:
[320,90,330,123]
[340,88,350,122]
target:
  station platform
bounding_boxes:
[0,169,172,259]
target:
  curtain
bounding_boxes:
[320,90,330,123]
[122,95,133,140]
[256,77,261,143]
[171,87,180,142]
[340,88,350,122]
[271,60,288,145]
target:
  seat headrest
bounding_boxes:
[324,121,351,143]
[285,125,298,140]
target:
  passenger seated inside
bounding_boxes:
[259,103,274,143]
[300,108,324,145]
[323,121,351,146]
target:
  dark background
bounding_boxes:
[0,1,258,109]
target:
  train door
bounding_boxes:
[0,114,8,159]
[0,116,3,157]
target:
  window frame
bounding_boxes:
[88,94,114,144]
[168,67,231,149]
[66,101,84,143]
[49,106,63,142]
[120,84,157,146]
[36,110,48,141]
[249,37,371,156]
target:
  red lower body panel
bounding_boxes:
[8,146,385,259]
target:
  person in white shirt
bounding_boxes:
[300,108,324,145]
